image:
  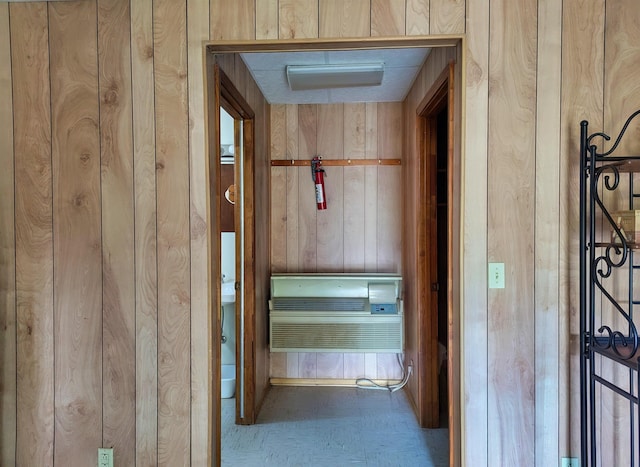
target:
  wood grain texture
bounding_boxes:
[12,6,55,461]
[241,116,258,423]
[154,0,191,464]
[2,0,616,463]
[286,105,300,270]
[343,104,366,271]
[371,0,405,36]
[279,0,319,39]
[49,2,102,465]
[97,1,136,464]
[604,0,640,155]
[0,4,16,465]
[376,103,402,273]
[251,76,272,415]
[364,103,378,272]
[600,2,640,464]
[210,0,255,40]
[402,82,419,412]
[187,0,211,464]
[297,104,317,270]
[270,100,402,380]
[130,0,159,463]
[256,0,279,39]
[319,0,370,38]
[406,0,430,35]
[450,45,463,467]
[317,104,344,271]
[430,0,465,35]
[534,0,562,464]
[559,0,604,459]
[463,0,490,464]
[271,105,288,272]
[487,1,537,465]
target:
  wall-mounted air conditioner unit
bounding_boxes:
[269,273,403,353]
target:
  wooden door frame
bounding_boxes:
[205,38,463,467]
[218,67,257,428]
[208,61,257,456]
[416,61,458,462]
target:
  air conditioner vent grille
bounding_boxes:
[271,297,367,312]
[270,322,402,353]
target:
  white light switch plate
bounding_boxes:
[488,262,505,289]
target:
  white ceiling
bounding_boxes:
[240,48,431,105]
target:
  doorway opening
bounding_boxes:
[416,62,457,460]
[210,62,257,436]
[205,38,462,467]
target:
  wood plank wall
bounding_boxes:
[559,1,640,465]
[2,0,640,465]
[0,5,16,467]
[269,102,404,382]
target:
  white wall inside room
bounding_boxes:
[221,232,235,283]
[220,106,236,367]
[220,107,234,148]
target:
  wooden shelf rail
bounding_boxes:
[270,158,401,167]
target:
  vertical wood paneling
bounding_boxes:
[406,0,429,35]
[487,1,537,465]
[10,0,639,464]
[371,0,404,36]
[297,104,317,270]
[319,0,370,38]
[402,80,419,405]
[285,104,300,270]
[271,105,288,272]
[429,0,465,35]
[376,103,402,273]
[210,0,254,40]
[535,0,562,464]
[462,0,489,464]
[9,4,54,465]
[256,0,279,39]
[154,0,191,464]
[97,1,135,464]
[279,0,319,39]
[560,0,604,459]
[604,2,640,156]
[130,0,159,463]
[187,0,211,464]
[602,3,640,464]
[344,103,366,271]
[251,75,272,412]
[364,103,378,272]
[49,3,102,465]
[0,4,16,465]
[317,104,344,271]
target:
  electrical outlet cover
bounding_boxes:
[98,448,114,467]
[561,457,579,467]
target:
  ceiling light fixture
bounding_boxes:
[286,63,384,91]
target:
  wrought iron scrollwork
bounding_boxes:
[587,109,640,157]
[584,115,640,360]
[580,110,640,467]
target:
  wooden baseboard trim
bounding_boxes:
[269,378,403,387]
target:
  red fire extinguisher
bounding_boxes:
[311,156,327,210]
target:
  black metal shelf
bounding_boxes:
[580,111,640,467]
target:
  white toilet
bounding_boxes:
[221,364,236,399]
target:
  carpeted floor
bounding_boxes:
[221,386,448,466]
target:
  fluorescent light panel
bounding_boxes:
[286,63,384,91]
